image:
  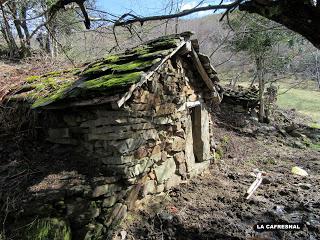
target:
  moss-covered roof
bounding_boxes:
[6,35,184,109]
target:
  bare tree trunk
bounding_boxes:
[250,72,257,87]
[256,57,265,123]
[174,17,179,33]
[47,24,58,58]
[0,4,19,57]
[315,50,320,89]
[20,4,31,56]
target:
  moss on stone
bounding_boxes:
[131,46,151,55]
[81,71,142,90]
[150,38,179,48]
[83,58,159,77]
[138,49,171,59]
[31,80,74,109]
[8,34,183,108]
[25,218,71,240]
[109,58,160,72]
[104,54,120,63]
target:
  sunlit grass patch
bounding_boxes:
[277,87,320,124]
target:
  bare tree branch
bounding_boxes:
[113,0,244,27]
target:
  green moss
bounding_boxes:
[139,49,171,59]
[82,63,108,76]
[26,75,41,83]
[110,58,160,72]
[310,122,320,129]
[310,142,320,151]
[82,71,142,90]
[104,54,120,63]
[214,151,222,161]
[131,46,151,55]
[215,147,224,159]
[150,38,179,48]
[83,58,159,76]
[221,135,230,145]
[9,35,182,108]
[31,80,73,109]
[25,218,71,240]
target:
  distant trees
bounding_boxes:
[0,0,91,58]
[227,13,295,122]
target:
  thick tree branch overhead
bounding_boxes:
[112,0,320,50]
[49,0,91,29]
[114,0,244,26]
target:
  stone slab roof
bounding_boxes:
[5,32,219,109]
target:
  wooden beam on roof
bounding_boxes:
[190,48,215,91]
[178,41,192,55]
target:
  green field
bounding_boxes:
[277,86,320,126]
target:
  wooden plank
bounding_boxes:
[190,48,215,91]
[178,41,192,55]
[198,53,218,74]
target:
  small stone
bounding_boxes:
[134,146,148,159]
[150,152,162,162]
[104,203,127,228]
[156,184,165,193]
[167,137,185,152]
[178,163,187,177]
[92,184,122,198]
[148,171,156,180]
[153,117,173,125]
[174,152,185,164]
[130,103,151,111]
[165,174,182,190]
[142,180,156,196]
[298,183,311,190]
[154,158,176,183]
[155,103,176,116]
[152,145,161,155]
[161,151,167,162]
[102,196,118,208]
[48,128,69,139]
[176,130,185,138]
[109,138,144,154]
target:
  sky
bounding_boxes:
[94,0,225,18]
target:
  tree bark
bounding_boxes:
[0,4,19,57]
[256,56,265,123]
[315,50,320,89]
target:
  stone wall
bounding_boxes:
[14,57,216,239]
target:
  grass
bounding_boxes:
[277,86,320,124]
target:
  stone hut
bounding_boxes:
[4,32,221,239]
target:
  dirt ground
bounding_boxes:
[117,126,320,240]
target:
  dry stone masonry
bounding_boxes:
[3,32,221,239]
